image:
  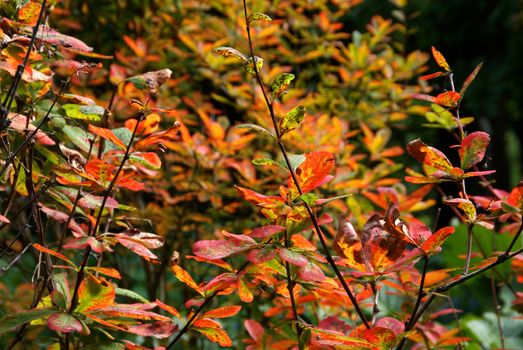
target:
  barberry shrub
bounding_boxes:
[0,1,522,349]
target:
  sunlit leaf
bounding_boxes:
[271,73,295,98]
[88,124,126,150]
[33,243,76,268]
[420,226,455,255]
[236,123,274,139]
[76,275,115,313]
[431,46,451,72]
[435,91,461,108]
[507,183,523,211]
[202,305,241,319]
[459,131,490,170]
[245,56,264,75]
[288,151,335,196]
[171,264,204,296]
[212,46,247,62]
[248,13,272,23]
[280,105,305,135]
[444,198,476,222]
[18,2,42,25]
[407,139,453,174]
[63,104,104,122]
[192,319,232,347]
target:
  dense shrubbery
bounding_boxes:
[0,1,522,349]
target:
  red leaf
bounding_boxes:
[88,124,126,150]
[435,91,461,108]
[36,26,93,52]
[204,273,239,294]
[507,183,523,211]
[245,319,264,342]
[288,151,335,196]
[420,71,445,81]
[114,236,160,264]
[407,139,453,174]
[279,248,309,267]
[249,225,285,238]
[193,232,256,260]
[125,321,177,339]
[7,113,55,145]
[94,304,171,322]
[420,226,455,255]
[299,262,325,282]
[247,247,277,264]
[410,94,436,104]
[460,131,490,169]
[63,236,104,254]
[202,305,242,319]
[431,46,451,72]
[0,214,10,224]
[460,62,483,97]
[47,313,83,333]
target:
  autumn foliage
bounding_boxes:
[0,1,522,349]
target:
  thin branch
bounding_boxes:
[0,0,47,131]
[69,110,145,312]
[463,223,474,275]
[241,0,370,329]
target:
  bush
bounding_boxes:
[0,1,521,349]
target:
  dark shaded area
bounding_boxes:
[347,0,523,189]
[408,0,523,189]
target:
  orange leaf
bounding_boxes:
[407,139,454,174]
[507,183,523,211]
[33,243,75,267]
[171,264,204,296]
[192,319,233,347]
[88,124,126,150]
[18,2,42,25]
[288,151,335,196]
[435,91,461,108]
[76,275,115,313]
[431,46,451,72]
[202,305,242,319]
[156,299,182,320]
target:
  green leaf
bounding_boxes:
[115,287,150,303]
[62,125,92,153]
[62,104,104,122]
[299,193,318,206]
[0,308,56,334]
[288,154,306,173]
[248,12,272,23]
[236,124,274,139]
[252,158,284,168]
[245,56,264,75]
[271,73,295,98]
[126,76,146,90]
[212,47,247,62]
[280,105,305,135]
